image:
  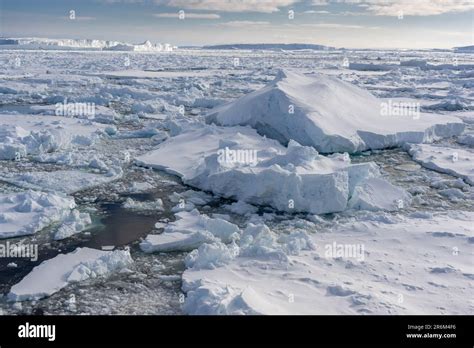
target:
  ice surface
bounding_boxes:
[0,170,122,194]
[54,210,92,240]
[137,124,408,214]
[408,144,474,185]
[182,211,474,314]
[0,190,75,239]
[0,114,105,160]
[207,70,464,153]
[140,209,240,253]
[8,247,133,301]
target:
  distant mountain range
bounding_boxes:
[454,45,474,53]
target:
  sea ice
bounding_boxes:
[407,144,474,185]
[137,125,407,214]
[206,70,464,153]
[140,209,240,253]
[8,247,133,301]
[0,190,75,239]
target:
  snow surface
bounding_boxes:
[140,209,240,253]
[8,247,133,301]
[182,211,474,314]
[1,46,472,315]
[0,114,105,160]
[408,144,474,185]
[207,70,464,153]
[0,190,75,239]
[0,170,122,194]
[136,125,408,214]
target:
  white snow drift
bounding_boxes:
[206,70,464,153]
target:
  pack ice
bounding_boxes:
[0,190,76,239]
[8,247,133,301]
[136,125,408,214]
[206,70,464,153]
[140,209,240,253]
[0,115,105,160]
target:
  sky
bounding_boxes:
[0,0,473,49]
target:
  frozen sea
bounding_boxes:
[0,47,473,315]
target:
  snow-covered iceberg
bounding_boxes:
[206,70,464,153]
[0,191,76,239]
[136,125,408,214]
[8,247,133,301]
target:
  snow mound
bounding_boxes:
[407,144,474,185]
[137,125,408,214]
[8,247,133,301]
[140,209,240,253]
[206,70,464,153]
[0,191,75,239]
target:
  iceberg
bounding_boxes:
[206,70,464,153]
[136,124,407,214]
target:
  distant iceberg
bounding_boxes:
[0,37,175,52]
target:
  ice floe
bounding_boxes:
[8,247,133,301]
[0,169,122,194]
[140,209,240,253]
[0,114,105,160]
[407,144,474,185]
[182,211,474,314]
[136,125,408,214]
[0,190,75,239]
[206,70,464,153]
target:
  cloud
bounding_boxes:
[61,16,97,21]
[304,10,330,14]
[286,22,379,29]
[331,0,474,16]
[218,20,271,27]
[154,0,300,13]
[153,12,220,18]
